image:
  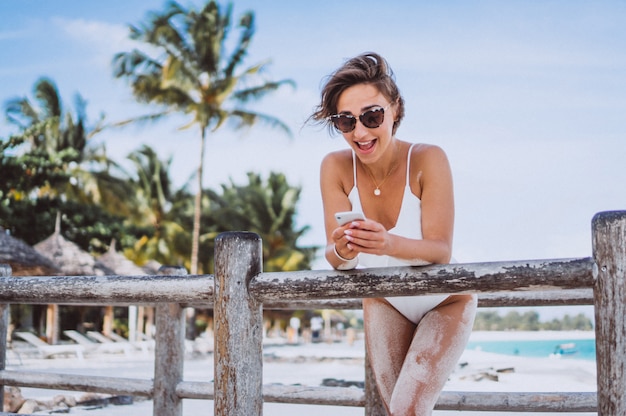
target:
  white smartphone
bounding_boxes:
[335,211,365,226]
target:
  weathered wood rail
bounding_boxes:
[0,210,623,415]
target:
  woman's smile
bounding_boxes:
[355,139,377,152]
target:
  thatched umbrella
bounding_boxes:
[141,259,162,275]
[0,227,60,338]
[96,240,155,341]
[34,215,101,277]
[34,214,101,344]
[96,239,149,276]
[0,227,59,277]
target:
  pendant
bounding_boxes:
[374,188,381,196]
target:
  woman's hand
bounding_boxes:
[338,219,391,257]
[331,221,362,260]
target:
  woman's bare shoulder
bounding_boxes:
[320,149,354,196]
[409,142,449,165]
[410,142,447,156]
[321,149,352,171]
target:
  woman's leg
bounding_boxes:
[363,297,416,412]
[389,294,477,415]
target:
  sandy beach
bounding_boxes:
[5,331,597,415]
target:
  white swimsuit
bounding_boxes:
[348,143,449,324]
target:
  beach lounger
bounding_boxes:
[63,330,131,356]
[106,331,155,353]
[85,331,118,344]
[14,332,84,360]
[86,331,150,354]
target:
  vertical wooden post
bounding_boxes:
[102,305,114,336]
[214,232,263,416]
[364,348,387,415]
[153,265,188,416]
[0,264,12,407]
[45,304,59,344]
[593,211,626,416]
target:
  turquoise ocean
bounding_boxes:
[466,338,596,361]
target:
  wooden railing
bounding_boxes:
[0,210,624,415]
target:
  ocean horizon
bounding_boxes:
[466,337,596,361]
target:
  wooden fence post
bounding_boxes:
[153,265,188,416]
[0,264,11,407]
[592,211,626,416]
[214,232,263,416]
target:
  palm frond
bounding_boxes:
[228,109,292,137]
[191,1,230,75]
[34,78,62,119]
[233,79,295,103]
[112,49,163,79]
[224,11,255,78]
[109,110,173,128]
[4,97,38,129]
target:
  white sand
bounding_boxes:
[6,331,598,415]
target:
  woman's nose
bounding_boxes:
[352,119,369,138]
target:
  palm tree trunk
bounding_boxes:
[190,127,206,275]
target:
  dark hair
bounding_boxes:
[311,52,405,135]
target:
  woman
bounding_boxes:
[311,52,477,415]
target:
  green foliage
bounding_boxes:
[112,0,293,134]
[112,0,295,273]
[473,309,593,331]
[199,172,317,273]
[0,196,143,253]
[0,135,71,201]
[1,3,314,275]
[0,78,137,253]
[112,145,193,267]
[1,127,316,270]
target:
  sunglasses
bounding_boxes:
[329,104,391,133]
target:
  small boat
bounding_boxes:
[550,342,578,358]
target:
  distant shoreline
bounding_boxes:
[469,330,595,342]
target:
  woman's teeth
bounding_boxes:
[356,140,375,150]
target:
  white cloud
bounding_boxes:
[0,28,30,41]
[51,17,143,67]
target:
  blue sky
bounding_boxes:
[2,1,625,319]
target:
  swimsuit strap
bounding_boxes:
[405,143,417,186]
[353,143,417,188]
[352,150,358,188]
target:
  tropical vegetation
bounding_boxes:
[201,172,316,273]
[0,77,133,252]
[112,0,294,273]
[0,117,315,272]
[0,0,314,341]
[473,310,593,331]
[1,0,311,273]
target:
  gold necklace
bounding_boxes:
[362,147,399,196]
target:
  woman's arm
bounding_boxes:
[320,151,364,269]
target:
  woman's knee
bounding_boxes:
[436,294,477,324]
[443,294,477,310]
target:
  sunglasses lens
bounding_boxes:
[360,107,385,128]
[330,106,386,133]
[331,115,356,133]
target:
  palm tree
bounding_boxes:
[202,172,317,273]
[4,77,102,162]
[112,1,294,274]
[2,77,138,251]
[3,77,119,207]
[118,144,190,267]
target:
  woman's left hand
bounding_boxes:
[343,219,392,256]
